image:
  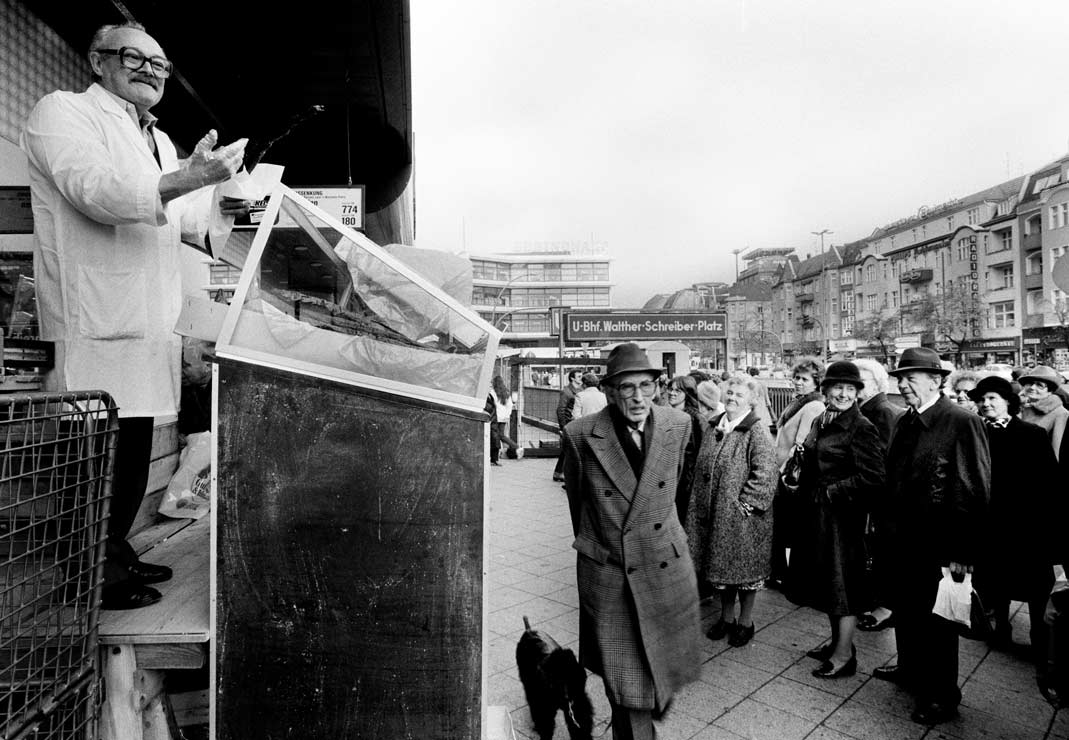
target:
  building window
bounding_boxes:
[956,238,969,260]
[1054,288,1069,308]
[994,266,1014,289]
[1049,203,1069,230]
[999,230,1012,251]
[865,264,875,282]
[946,216,953,232]
[1027,288,1044,314]
[842,316,854,335]
[967,207,980,225]
[1052,246,1068,268]
[882,263,889,280]
[891,292,899,308]
[989,301,1015,329]
[865,294,877,312]
[840,271,853,286]
[1026,251,1044,275]
[890,235,896,249]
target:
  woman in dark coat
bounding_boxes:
[666,374,703,523]
[788,361,884,678]
[969,376,1061,676]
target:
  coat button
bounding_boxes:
[660,562,668,568]
[658,481,666,488]
[624,526,632,534]
[604,491,613,497]
[654,523,662,530]
[627,566,636,574]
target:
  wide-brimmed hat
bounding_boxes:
[968,375,1020,415]
[889,347,950,377]
[1018,365,1064,392]
[820,360,864,390]
[967,375,1016,404]
[601,342,660,384]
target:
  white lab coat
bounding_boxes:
[21,83,212,418]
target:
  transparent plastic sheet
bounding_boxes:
[223,191,493,401]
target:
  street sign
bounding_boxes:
[564,312,727,341]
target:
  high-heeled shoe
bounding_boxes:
[706,619,735,641]
[806,643,833,661]
[812,648,857,679]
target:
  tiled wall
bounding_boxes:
[0,0,90,146]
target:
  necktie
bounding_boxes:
[629,426,643,453]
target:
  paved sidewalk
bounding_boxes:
[486,457,1068,740]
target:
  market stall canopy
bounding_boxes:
[24,0,411,219]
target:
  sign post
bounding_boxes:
[563,311,727,342]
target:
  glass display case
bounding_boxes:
[214,186,500,411]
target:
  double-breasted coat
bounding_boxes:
[787,403,884,616]
[686,410,778,587]
[562,404,702,712]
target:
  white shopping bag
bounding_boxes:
[932,567,973,627]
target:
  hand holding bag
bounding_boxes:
[779,443,805,494]
[932,567,992,640]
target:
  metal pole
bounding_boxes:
[558,308,565,389]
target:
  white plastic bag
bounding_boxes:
[932,567,973,627]
[159,431,211,520]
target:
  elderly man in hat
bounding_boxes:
[562,342,702,739]
[872,347,991,725]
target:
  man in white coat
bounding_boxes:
[21,21,247,609]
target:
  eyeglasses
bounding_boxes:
[613,380,657,399]
[95,47,173,78]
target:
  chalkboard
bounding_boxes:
[216,360,484,738]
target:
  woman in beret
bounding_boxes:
[1018,366,1068,460]
[787,361,884,678]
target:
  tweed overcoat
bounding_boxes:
[562,404,702,712]
[686,410,778,586]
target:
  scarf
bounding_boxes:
[777,390,823,428]
[984,417,1010,429]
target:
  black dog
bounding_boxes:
[516,616,594,740]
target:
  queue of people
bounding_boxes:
[560,342,1067,737]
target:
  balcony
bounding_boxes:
[1022,232,1042,251]
[899,268,933,284]
[1023,272,1044,290]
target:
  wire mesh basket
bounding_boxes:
[1,392,117,740]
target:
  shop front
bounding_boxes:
[1023,327,1069,371]
[958,336,1020,368]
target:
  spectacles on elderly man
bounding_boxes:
[612,379,657,399]
[95,47,173,78]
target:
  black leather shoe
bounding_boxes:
[806,643,834,661]
[101,582,162,611]
[127,560,173,584]
[872,665,911,687]
[911,702,958,725]
[728,622,755,647]
[812,650,857,679]
[857,613,896,632]
[707,619,735,640]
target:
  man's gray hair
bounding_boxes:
[89,21,148,55]
[852,358,889,393]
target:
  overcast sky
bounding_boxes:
[411,0,1069,308]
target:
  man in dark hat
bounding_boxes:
[561,343,702,739]
[873,347,990,725]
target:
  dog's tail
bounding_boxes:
[522,615,531,631]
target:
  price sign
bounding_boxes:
[279,186,365,230]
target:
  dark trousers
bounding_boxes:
[989,591,1051,675]
[102,417,154,588]
[609,702,654,740]
[553,428,566,475]
[893,564,962,708]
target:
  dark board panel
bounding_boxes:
[216,362,483,739]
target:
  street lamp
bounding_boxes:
[811,229,833,255]
[488,271,543,328]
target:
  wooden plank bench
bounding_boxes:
[97,422,210,740]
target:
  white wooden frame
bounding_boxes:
[215,185,501,413]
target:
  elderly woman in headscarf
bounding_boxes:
[687,374,778,648]
[1019,366,1068,460]
[787,362,884,679]
[770,357,826,588]
[969,375,1061,680]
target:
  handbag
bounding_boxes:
[779,443,805,494]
